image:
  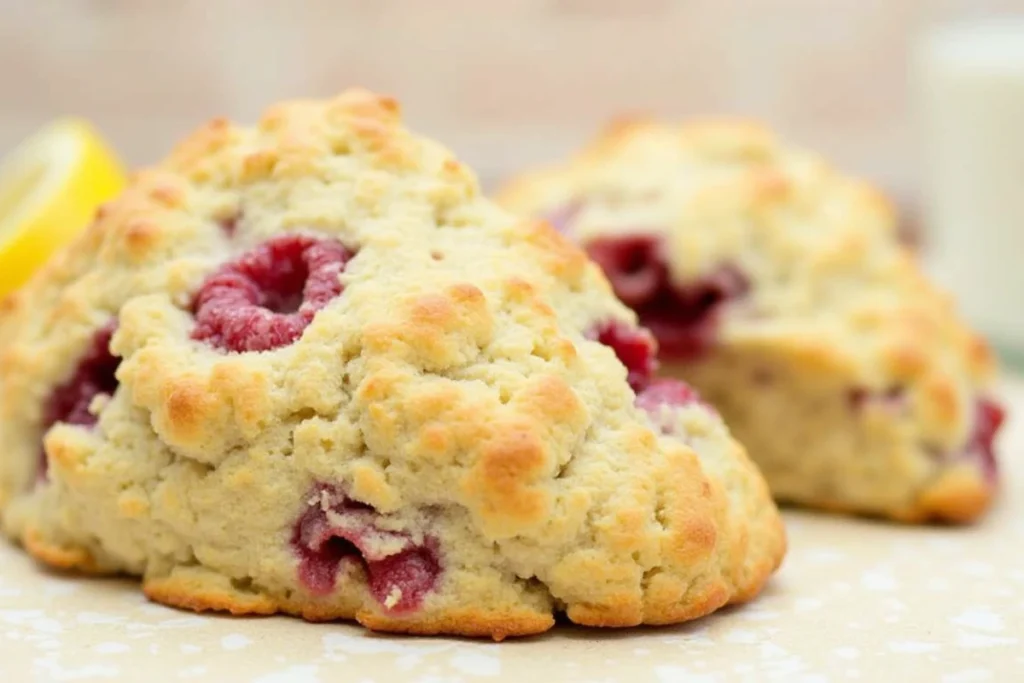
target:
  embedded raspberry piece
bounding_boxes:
[39,321,120,478]
[42,322,120,429]
[192,235,353,353]
[635,378,710,435]
[589,321,657,392]
[586,235,749,361]
[965,397,1005,484]
[635,378,704,414]
[365,546,441,611]
[291,485,440,613]
[587,235,665,307]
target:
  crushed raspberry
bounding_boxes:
[635,378,704,413]
[635,378,710,435]
[585,235,748,361]
[291,484,440,613]
[192,235,353,353]
[364,547,440,611]
[964,397,1005,484]
[588,321,657,392]
[39,321,120,478]
[587,235,665,307]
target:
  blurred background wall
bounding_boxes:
[2,0,1021,214]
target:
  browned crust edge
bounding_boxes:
[15,530,781,640]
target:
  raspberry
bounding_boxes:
[291,485,440,613]
[587,235,666,307]
[589,321,657,392]
[586,235,748,360]
[635,378,710,435]
[965,397,1005,484]
[39,321,120,477]
[192,235,353,353]
[635,378,704,414]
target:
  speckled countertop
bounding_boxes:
[2,381,1022,683]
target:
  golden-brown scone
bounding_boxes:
[497,118,1005,524]
[0,93,784,640]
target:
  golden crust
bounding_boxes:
[0,91,784,639]
[887,464,993,524]
[23,526,103,574]
[142,570,281,617]
[498,119,1001,523]
[795,474,992,525]
[353,608,554,642]
[138,528,780,640]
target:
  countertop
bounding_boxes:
[2,381,1022,682]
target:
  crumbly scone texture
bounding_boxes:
[0,92,784,640]
[497,118,1001,523]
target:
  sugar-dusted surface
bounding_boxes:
[2,380,1022,682]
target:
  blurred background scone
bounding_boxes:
[497,119,1004,523]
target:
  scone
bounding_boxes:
[0,92,784,640]
[497,119,1004,523]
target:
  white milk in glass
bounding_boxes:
[915,20,1024,363]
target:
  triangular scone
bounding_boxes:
[497,119,1004,524]
[0,93,783,640]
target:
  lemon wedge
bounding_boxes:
[0,119,126,299]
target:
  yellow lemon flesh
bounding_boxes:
[0,120,125,299]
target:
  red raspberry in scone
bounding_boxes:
[0,92,784,640]
[497,118,1005,524]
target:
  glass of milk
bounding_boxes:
[914,19,1024,369]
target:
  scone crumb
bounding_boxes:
[384,586,403,610]
[89,393,112,416]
